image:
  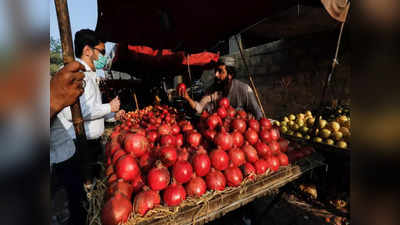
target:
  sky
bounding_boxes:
[50,0,115,53]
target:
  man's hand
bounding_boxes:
[178,88,190,100]
[115,109,126,121]
[109,96,120,112]
[50,61,85,119]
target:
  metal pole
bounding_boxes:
[234,35,266,118]
[54,0,88,142]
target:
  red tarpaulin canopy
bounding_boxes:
[111,44,219,74]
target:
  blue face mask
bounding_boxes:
[94,53,108,70]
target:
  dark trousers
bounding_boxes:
[75,138,103,182]
[51,154,86,225]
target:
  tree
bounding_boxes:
[50,37,63,75]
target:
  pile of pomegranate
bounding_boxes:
[101,99,313,225]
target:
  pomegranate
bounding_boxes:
[278,138,289,153]
[172,161,193,184]
[277,153,289,166]
[270,127,280,141]
[219,97,230,108]
[248,119,260,132]
[186,176,207,197]
[267,156,280,172]
[242,144,259,163]
[255,141,271,158]
[201,110,210,120]
[203,129,217,141]
[131,175,145,193]
[259,129,272,143]
[237,110,247,119]
[231,119,247,133]
[102,193,132,225]
[171,124,181,135]
[259,118,272,130]
[158,124,171,136]
[107,180,133,200]
[175,134,184,147]
[129,127,146,136]
[181,122,194,133]
[147,163,170,191]
[134,189,161,216]
[124,133,149,158]
[214,128,233,151]
[139,152,155,172]
[269,141,281,154]
[227,106,236,118]
[206,169,226,191]
[217,107,228,119]
[146,131,158,143]
[231,131,244,148]
[186,131,202,148]
[160,135,176,147]
[192,152,211,177]
[245,128,259,145]
[210,149,230,171]
[115,155,140,182]
[163,183,186,206]
[207,114,222,130]
[224,167,243,187]
[241,163,256,179]
[160,146,178,167]
[177,148,190,161]
[254,159,269,175]
[229,148,246,167]
[176,83,186,93]
[112,149,126,164]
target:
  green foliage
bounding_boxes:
[50,37,63,75]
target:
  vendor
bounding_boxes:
[179,57,263,119]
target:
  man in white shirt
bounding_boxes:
[53,29,123,225]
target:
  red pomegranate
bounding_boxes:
[224,167,243,187]
[254,159,269,175]
[160,135,176,147]
[267,156,280,172]
[270,127,280,141]
[219,97,230,108]
[231,131,244,147]
[147,163,170,191]
[171,124,181,135]
[192,152,211,177]
[176,83,187,94]
[131,175,145,193]
[255,141,271,158]
[203,129,217,141]
[175,134,184,147]
[139,152,155,173]
[242,144,259,163]
[207,114,222,130]
[101,193,132,225]
[229,148,246,167]
[210,149,230,171]
[185,176,207,197]
[214,128,233,151]
[248,119,260,132]
[172,161,193,184]
[146,131,158,143]
[134,189,161,216]
[217,107,228,119]
[158,124,171,136]
[245,128,259,145]
[277,152,289,166]
[106,179,133,200]
[205,169,226,191]
[259,118,272,130]
[112,149,126,164]
[115,155,140,182]
[177,148,190,161]
[241,163,256,179]
[159,146,178,167]
[163,183,186,206]
[269,141,281,154]
[259,129,272,143]
[186,131,202,148]
[231,119,247,133]
[124,133,149,158]
[227,106,236,118]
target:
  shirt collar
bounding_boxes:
[76,58,94,72]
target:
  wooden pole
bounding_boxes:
[54,0,88,143]
[234,35,266,118]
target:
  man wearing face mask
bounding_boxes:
[57,29,124,189]
[179,57,263,119]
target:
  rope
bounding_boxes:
[234,35,267,118]
[186,54,193,99]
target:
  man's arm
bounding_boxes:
[50,61,85,119]
[180,89,213,114]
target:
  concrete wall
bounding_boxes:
[224,31,350,119]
